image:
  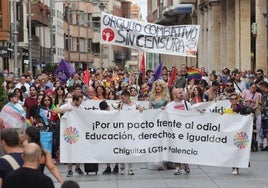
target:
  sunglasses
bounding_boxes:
[226,84,233,87]
[230,98,237,100]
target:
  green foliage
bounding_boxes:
[0,77,8,110]
[42,63,57,74]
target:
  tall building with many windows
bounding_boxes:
[147,0,268,73]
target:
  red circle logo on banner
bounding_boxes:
[102,28,115,42]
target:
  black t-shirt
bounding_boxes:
[4,167,55,188]
[0,153,23,182]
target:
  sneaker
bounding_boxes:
[102,167,112,175]
[120,168,125,175]
[128,170,135,175]
[75,167,84,175]
[174,169,182,175]
[66,170,73,177]
[232,168,238,175]
[184,164,190,174]
[261,146,268,151]
[112,166,119,174]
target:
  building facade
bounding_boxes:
[0,0,142,76]
[147,0,268,74]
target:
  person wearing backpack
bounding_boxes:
[0,128,23,188]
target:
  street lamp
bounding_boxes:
[97,0,108,68]
[49,0,54,65]
[121,51,125,69]
[13,0,18,79]
[67,3,71,63]
[28,0,32,72]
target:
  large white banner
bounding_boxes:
[81,100,230,112]
[60,109,253,168]
[100,13,200,57]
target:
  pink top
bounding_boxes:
[242,90,261,108]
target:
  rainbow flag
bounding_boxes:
[25,118,33,127]
[187,68,202,80]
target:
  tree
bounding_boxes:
[0,75,8,110]
[42,63,57,74]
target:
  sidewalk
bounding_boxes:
[47,151,268,188]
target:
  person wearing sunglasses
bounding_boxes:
[220,80,236,100]
[224,93,254,175]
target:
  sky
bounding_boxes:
[137,0,147,20]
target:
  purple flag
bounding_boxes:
[153,61,163,81]
[147,62,163,87]
[54,59,76,84]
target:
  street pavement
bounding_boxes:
[47,151,268,188]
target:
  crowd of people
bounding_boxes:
[0,64,267,187]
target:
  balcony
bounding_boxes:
[157,4,193,25]
[30,2,50,27]
[178,0,196,3]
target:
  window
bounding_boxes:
[88,39,92,52]
[79,38,86,52]
[92,43,100,57]
[65,35,73,51]
[92,17,100,32]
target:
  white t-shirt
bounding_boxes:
[166,100,193,111]
[121,103,137,110]
[59,102,82,112]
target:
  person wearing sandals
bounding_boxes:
[166,88,193,175]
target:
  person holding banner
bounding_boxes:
[99,101,119,175]
[224,93,245,175]
[54,94,85,177]
[166,88,193,175]
[119,90,144,175]
[148,80,170,170]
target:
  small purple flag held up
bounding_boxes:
[54,59,76,84]
[147,61,163,87]
[153,61,163,81]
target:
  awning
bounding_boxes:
[157,4,193,25]
[164,4,192,17]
